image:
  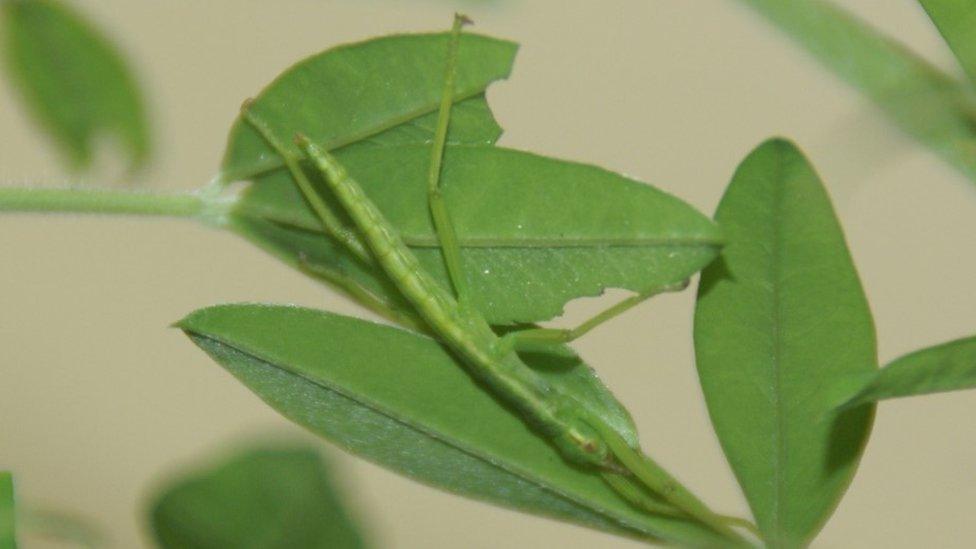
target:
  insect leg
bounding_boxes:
[426,14,472,304]
[587,417,743,540]
[294,253,428,333]
[497,280,689,353]
[239,101,372,264]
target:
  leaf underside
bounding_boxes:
[694,139,878,547]
[179,304,731,547]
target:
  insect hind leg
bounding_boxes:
[497,280,690,354]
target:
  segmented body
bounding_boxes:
[299,137,611,467]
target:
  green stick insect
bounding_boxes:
[241,14,753,543]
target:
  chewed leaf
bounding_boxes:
[178,304,730,547]
[1,0,150,172]
[840,335,976,409]
[150,443,366,549]
[694,139,877,546]
[220,32,517,182]
[233,145,722,324]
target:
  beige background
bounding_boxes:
[2,0,975,547]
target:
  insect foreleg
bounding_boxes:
[425,13,472,305]
[240,101,372,264]
[496,280,690,354]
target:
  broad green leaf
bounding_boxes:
[694,139,877,547]
[737,0,976,185]
[219,32,517,182]
[150,444,366,549]
[1,0,149,172]
[0,473,13,549]
[917,0,976,84]
[178,304,732,547]
[840,335,976,409]
[232,145,722,325]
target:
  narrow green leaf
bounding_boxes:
[178,304,731,547]
[840,335,976,409]
[233,145,722,325]
[1,0,150,172]
[737,0,976,185]
[150,444,366,549]
[220,32,517,182]
[694,139,877,547]
[0,473,14,549]
[917,0,976,84]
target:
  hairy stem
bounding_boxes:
[0,185,223,222]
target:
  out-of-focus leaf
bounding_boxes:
[232,145,722,325]
[150,444,366,549]
[840,335,976,409]
[219,32,517,183]
[178,304,732,547]
[917,0,976,84]
[0,472,14,549]
[19,508,105,549]
[736,0,976,186]
[1,0,150,172]
[694,139,877,547]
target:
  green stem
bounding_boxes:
[0,186,213,221]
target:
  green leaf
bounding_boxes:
[0,472,14,549]
[736,0,976,186]
[232,145,722,325]
[840,335,976,409]
[917,0,976,84]
[150,443,366,549]
[178,304,731,547]
[1,0,150,172]
[219,32,517,182]
[693,139,877,547]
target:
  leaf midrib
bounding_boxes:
[243,212,725,249]
[767,152,787,545]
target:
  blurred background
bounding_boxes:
[1,0,975,547]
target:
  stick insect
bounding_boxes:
[241,15,751,542]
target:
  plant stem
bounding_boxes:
[0,186,213,221]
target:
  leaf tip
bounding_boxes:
[754,136,802,157]
[172,307,218,334]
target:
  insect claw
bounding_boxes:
[455,12,473,26]
[293,133,310,147]
[239,97,254,114]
